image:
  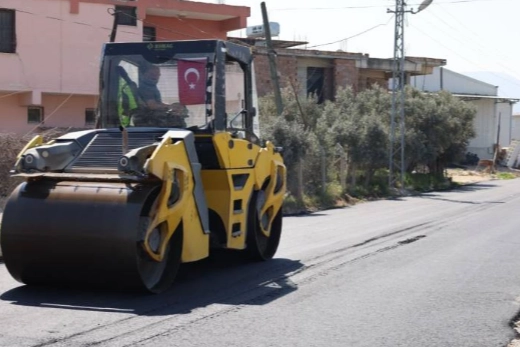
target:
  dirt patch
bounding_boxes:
[446,166,520,185]
[446,169,492,184]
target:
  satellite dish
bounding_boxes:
[418,0,433,13]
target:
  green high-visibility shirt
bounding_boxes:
[118,78,138,127]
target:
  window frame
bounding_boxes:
[0,8,16,53]
[143,26,156,42]
[115,6,137,26]
[27,106,43,124]
[85,108,96,125]
[306,66,325,104]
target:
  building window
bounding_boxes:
[115,6,137,26]
[0,9,16,53]
[143,26,156,42]
[85,108,96,125]
[27,107,43,124]
[307,67,325,104]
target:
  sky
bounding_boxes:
[196,0,520,110]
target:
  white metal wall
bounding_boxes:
[497,102,513,147]
[512,115,520,141]
[466,99,513,159]
[410,67,497,96]
[467,99,495,159]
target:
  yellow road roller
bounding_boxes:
[1,40,286,293]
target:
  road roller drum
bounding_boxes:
[1,181,182,292]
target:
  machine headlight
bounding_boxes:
[119,156,129,169]
[24,154,35,165]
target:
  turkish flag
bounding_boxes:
[178,58,207,105]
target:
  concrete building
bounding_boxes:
[229,38,446,102]
[0,0,249,134]
[411,67,519,160]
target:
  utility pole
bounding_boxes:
[108,8,120,43]
[261,2,283,116]
[387,0,433,190]
[492,112,502,172]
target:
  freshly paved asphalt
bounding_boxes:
[0,180,520,346]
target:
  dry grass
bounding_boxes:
[0,133,28,206]
[446,166,520,185]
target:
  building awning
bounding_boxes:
[451,94,520,103]
[228,37,308,49]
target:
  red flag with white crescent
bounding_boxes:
[178,59,207,105]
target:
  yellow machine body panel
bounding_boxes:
[144,135,209,263]
[201,168,253,249]
[202,133,286,250]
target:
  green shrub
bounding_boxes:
[496,172,517,180]
[282,194,306,215]
[316,182,343,208]
[404,173,451,192]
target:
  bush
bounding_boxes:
[315,182,343,208]
[0,133,27,201]
[404,173,451,192]
[496,172,516,180]
[282,194,306,215]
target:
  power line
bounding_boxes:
[421,9,520,84]
[306,16,394,49]
[271,0,517,11]
[433,3,517,70]
[409,22,520,93]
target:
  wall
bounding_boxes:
[465,99,514,159]
[411,67,497,96]
[467,99,495,159]
[0,93,98,134]
[512,115,520,141]
[0,95,25,134]
[253,54,299,98]
[254,53,361,100]
[358,69,387,91]
[144,15,226,41]
[496,102,513,146]
[0,0,140,96]
[333,59,359,94]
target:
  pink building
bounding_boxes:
[0,0,249,134]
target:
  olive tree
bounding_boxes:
[404,87,476,176]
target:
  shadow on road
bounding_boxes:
[417,194,505,205]
[386,182,501,203]
[450,183,500,192]
[0,252,303,316]
[415,182,507,204]
[288,212,330,218]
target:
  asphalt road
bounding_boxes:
[1,180,520,347]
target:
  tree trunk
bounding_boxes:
[363,168,374,189]
[297,159,304,202]
[320,144,326,195]
[340,152,347,191]
[349,162,357,187]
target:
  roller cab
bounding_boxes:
[1,40,286,293]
